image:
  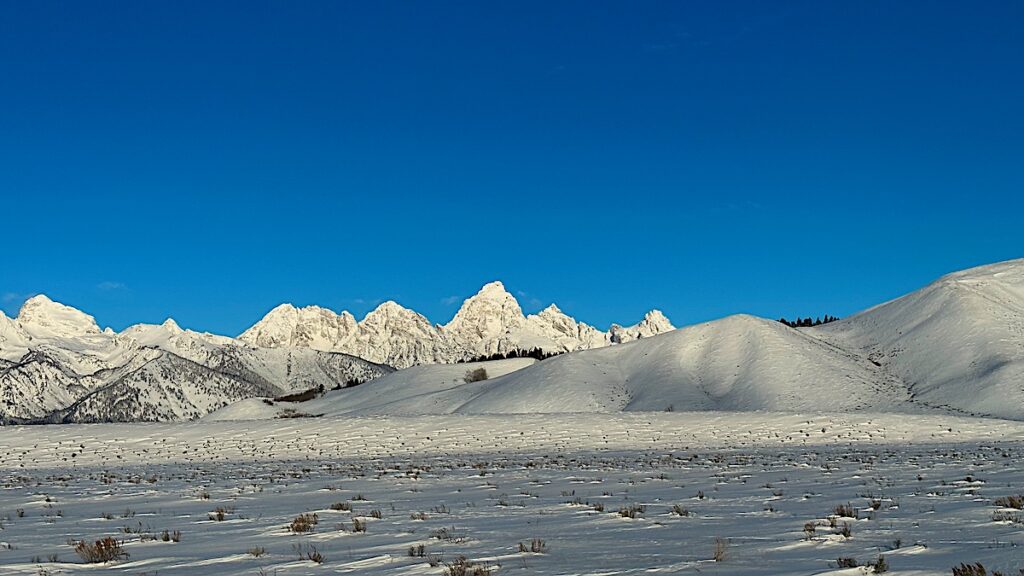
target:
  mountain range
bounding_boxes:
[0,297,390,423]
[5,260,1024,423]
[0,281,672,422]
[214,259,1024,422]
[238,281,674,368]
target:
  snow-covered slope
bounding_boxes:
[0,297,391,422]
[239,281,675,368]
[208,358,537,421]
[254,315,911,417]
[808,258,1024,420]
[219,259,1024,420]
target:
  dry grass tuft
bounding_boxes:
[288,513,319,533]
[73,537,129,563]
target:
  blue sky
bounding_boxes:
[2,1,1022,334]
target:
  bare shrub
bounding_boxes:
[288,513,319,533]
[305,544,324,564]
[992,510,1023,524]
[994,495,1024,510]
[618,504,646,519]
[208,506,233,521]
[444,555,494,576]
[464,368,488,383]
[518,538,546,553]
[73,537,129,563]
[837,557,859,568]
[833,503,855,518]
[248,546,266,557]
[409,544,427,557]
[713,538,728,562]
[330,502,352,512]
[951,563,990,576]
[431,526,468,543]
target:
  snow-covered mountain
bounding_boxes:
[239,281,675,368]
[215,259,1024,421]
[0,296,390,423]
[8,260,1024,423]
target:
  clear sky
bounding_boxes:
[1,1,1022,334]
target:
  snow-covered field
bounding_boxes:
[1,412,1022,575]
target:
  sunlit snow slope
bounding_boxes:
[225,259,1024,420]
[809,258,1024,420]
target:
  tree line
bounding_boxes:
[777,315,840,328]
[457,347,565,364]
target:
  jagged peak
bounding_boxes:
[24,293,52,304]
[17,294,101,336]
[530,303,576,324]
[474,280,515,301]
[541,303,564,315]
[446,280,525,329]
[161,318,183,334]
[267,302,298,314]
[371,299,407,312]
[363,300,422,320]
[642,309,673,326]
[253,302,354,324]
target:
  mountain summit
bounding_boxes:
[238,282,675,368]
[18,294,102,338]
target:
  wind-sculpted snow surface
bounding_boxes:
[0,412,1022,575]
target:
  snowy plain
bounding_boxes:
[1,411,1022,575]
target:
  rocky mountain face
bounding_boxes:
[0,283,673,422]
[0,296,391,423]
[239,281,676,368]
